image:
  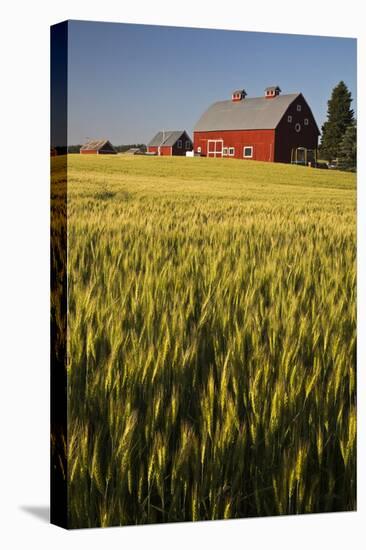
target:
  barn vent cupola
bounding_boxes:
[265,86,281,98]
[231,89,247,102]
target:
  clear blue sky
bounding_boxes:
[67,20,357,145]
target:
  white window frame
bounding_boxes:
[295,123,301,133]
[223,147,228,156]
[177,139,182,149]
[243,146,253,158]
[297,104,302,112]
[287,115,292,123]
[185,140,191,150]
[228,147,235,157]
[304,118,309,126]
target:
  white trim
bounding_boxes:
[185,140,191,150]
[177,139,182,149]
[207,139,224,157]
[304,118,309,125]
[223,147,228,156]
[295,123,301,133]
[287,115,292,123]
[297,104,302,111]
[243,146,253,158]
[228,147,235,156]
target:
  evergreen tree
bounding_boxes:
[338,122,357,171]
[320,81,354,161]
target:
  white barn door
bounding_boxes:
[207,140,223,157]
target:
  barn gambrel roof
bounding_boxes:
[80,139,116,152]
[147,131,192,147]
[194,93,317,132]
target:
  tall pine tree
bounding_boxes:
[338,122,357,171]
[320,81,354,161]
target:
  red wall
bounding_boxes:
[194,129,276,162]
[80,149,98,154]
[147,146,172,156]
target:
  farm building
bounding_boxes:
[125,147,143,155]
[80,139,117,155]
[193,87,320,163]
[147,131,193,156]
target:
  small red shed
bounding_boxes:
[194,86,320,163]
[80,139,117,155]
[147,131,193,156]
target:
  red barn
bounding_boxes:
[194,86,320,164]
[147,130,193,156]
[80,139,117,155]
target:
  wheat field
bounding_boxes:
[56,154,356,527]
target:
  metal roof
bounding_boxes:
[265,85,281,92]
[80,139,115,151]
[147,131,191,147]
[194,93,300,132]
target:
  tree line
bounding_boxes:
[67,143,147,154]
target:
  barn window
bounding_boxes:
[223,147,228,156]
[228,147,235,156]
[295,123,301,133]
[287,115,292,123]
[304,118,309,125]
[177,140,182,148]
[243,146,253,158]
[297,104,302,112]
[185,140,191,149]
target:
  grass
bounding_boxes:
[55,154,356,527]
